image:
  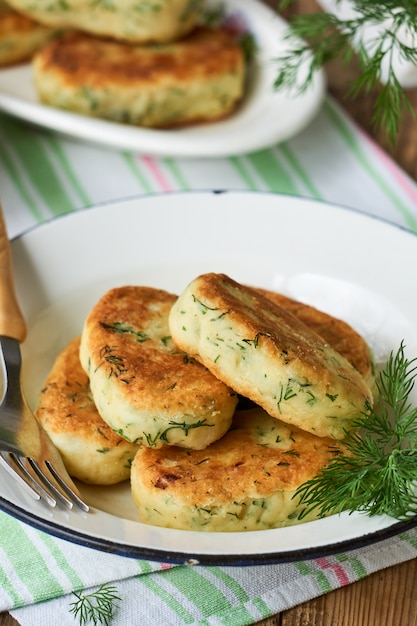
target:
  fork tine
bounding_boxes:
[8,452,59,507]
[45,460,89,511]
[1,450,90,511]
[0,451,42,502]
[27,458,77,509]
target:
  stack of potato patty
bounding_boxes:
[36,273,375,532]
[1,0,246,127]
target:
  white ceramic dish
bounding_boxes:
[0,0,325,157]
[1,190,416,565]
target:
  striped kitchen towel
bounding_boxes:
[5,523,417,625]
[1,97,417,236]
[1,94,417,626]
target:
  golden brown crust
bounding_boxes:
[131,408,344,531]
[256,288,375,387]
[36,336,138,484]
[35,28,242,87]
[33,28,245,127]
[169,273,373,439]
[80,286,238,449]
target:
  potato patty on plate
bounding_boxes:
[131,407,344,531]
[0,0,54,66]
[80,286,238,450]
[33,27,246,127]
[5,0,203,43]
[36,336,138,485]
[169,273,373,440]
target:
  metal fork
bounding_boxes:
[0,208,89,511]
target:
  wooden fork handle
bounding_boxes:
[0,205,27,342]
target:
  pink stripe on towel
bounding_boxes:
[315,557,351,586]
[141,155,173,192]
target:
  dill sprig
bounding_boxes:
[69,583,121,626]
[295,341,417,521]
[275,0,417,143]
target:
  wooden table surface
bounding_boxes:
[2,2,417,625]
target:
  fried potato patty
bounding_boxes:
[36,336,138,485]
[0,0,54,67]
[131,407,344,531]
[79,286,238,450]
[33,27,245,127]
[5,0,202,43]
[256,288,376,394]
[169,273,373,440]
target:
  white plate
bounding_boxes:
[0,0,324,157]
[1,191,417,565]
